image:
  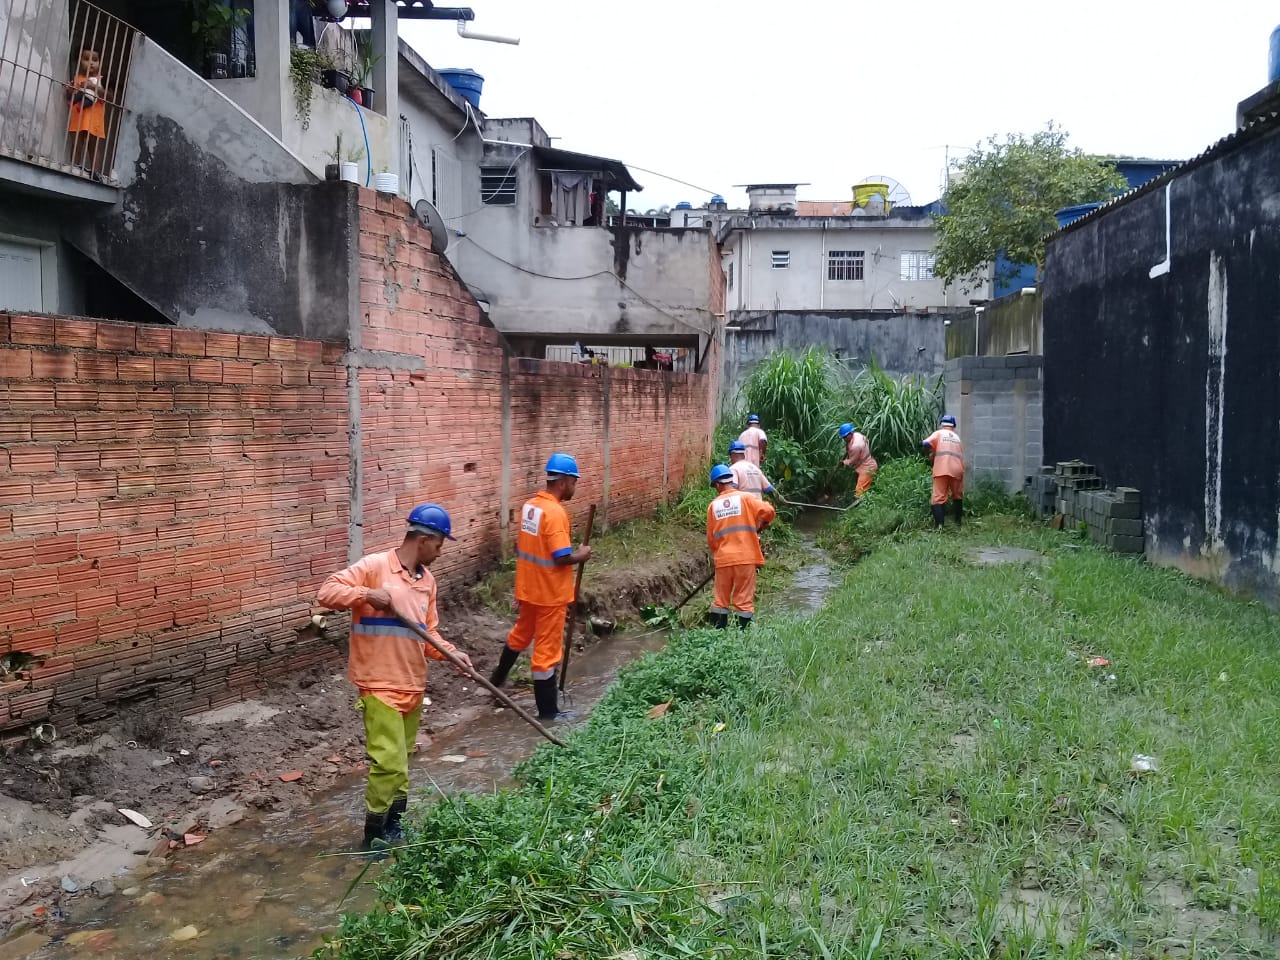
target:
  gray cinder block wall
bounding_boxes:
[943,356,1043,493]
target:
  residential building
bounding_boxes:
[0,0,722,372]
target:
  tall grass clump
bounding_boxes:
[731,348,942,501]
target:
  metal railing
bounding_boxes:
[0,0,138,183]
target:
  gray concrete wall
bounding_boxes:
[69,36,353,340]
[946,288,1042,359]
[944,356,1043,493]
[721,309,948,408]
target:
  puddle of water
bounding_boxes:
[15,632,666,960]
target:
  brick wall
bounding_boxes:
[0,315,350,732]
[0,189,714,733]
[943,356,1043,493]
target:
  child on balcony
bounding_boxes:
[66,46,107,180]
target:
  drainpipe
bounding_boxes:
[819,222,826,310]
[457,19,520,44]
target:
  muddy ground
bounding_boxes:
[0,531,709,937]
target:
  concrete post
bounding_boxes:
[251,0,290,137]
[370,0,398,175]
[499,350,512,559]
[662,373,672,493]
[601,366,611,529]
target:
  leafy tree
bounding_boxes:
[933,123,1126,291]
[605,196,620,216]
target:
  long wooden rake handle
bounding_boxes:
[392,614,566,748]
[558,503,598,692]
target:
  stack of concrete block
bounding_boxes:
[1024,466,1057,518]
[1051,461,1144,554]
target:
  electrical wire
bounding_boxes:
[614,162,720,198]
[457,234,714,338]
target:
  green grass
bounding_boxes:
[325,519,1280,959]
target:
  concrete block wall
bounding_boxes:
[943,355,1043,492]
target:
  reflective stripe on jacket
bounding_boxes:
[514,489,575,605]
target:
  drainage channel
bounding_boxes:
[7,525,838,960]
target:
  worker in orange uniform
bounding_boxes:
[922,414,965,528]
[706,463,776,629]
[738,413,767,466]
[838,423,878,501]
[728,440,776,500]
[488,453,592,722]
[317,504,474,851]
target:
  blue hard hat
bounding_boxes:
[747,413,760,424]
[940,414,957,427]
[545,452,580,478]
[838,422,854,439]
[407,503,455,540]
[709,464,735,487]
[728,440,747,453]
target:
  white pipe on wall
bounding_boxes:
[457,20,520,45]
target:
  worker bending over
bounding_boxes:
[728,440,776,500]
[489,453,592,722]
[317,504,473,850]
[922,414,965,527]
[706,463,776,629]
[738,413,767,466]
[839,423,878,500]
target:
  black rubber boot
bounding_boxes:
[361,811,386,851]
[534,677,577,722]
[953,498,964,527]
[932,504,946,528]
[735,615,752,631]
[383,797,408,843]
[489,644,520,687]
[707,611,729,629]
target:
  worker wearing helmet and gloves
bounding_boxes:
[839,423,878,501]
[317,503,474,851]
[706,463,776,629]
[921,414,965,527]
[488,453,592,722]
[738,413,767,466]
[728,440,776,500]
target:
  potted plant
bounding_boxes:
[349,36,382,109]
[325,133,365,184]
[319,46,352,95]
[289,46,329,130]
[188,0,250,79]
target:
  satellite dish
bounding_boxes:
[854,176,912,208]
[414,199,450,254]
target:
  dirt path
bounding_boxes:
[0,529,710,940]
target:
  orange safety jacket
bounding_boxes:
[923,428,965,478]
[317,549,454,694]
[706,490,776,568]
[514,489,575,606]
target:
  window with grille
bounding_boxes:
[771,250,790,269]
[900,251,937,281]
[827,250,864,281]
[480,166,517,205]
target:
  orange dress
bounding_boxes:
[67,73,106,139]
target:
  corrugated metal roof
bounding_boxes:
[1053,110,1280,238]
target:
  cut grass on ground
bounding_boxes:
[325,521,1280,959]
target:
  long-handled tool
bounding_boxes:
[678,569,715,608]
[388,607,566,748]
[558,503,597,693]
[779,497,856,512]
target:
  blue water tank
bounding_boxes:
[1055,203,1103,228]
[710,194,725,205]
[675,201,692,210]
[1270,25,1280,83]
[438,68,485,108]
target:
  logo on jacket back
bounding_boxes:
[713,496,743,520]
[521,505,543,535]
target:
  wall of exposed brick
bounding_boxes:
[0,189,715,734]
[0,315,351,733]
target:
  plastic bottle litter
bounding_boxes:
[1130,754,1160,774]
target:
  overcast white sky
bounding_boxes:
[400,1,1278,211]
